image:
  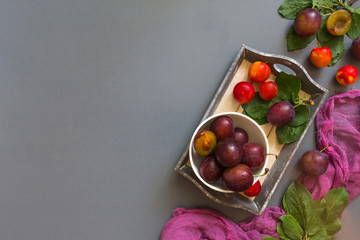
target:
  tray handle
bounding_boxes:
[242,45,328,95]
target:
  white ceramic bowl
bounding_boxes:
[189,112,269,193]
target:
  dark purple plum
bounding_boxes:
[351,36,360,59]
[210,116,235,141]
[267,101,295,127]
[199,156,223,183]
[242,142,265,169]
[294,8,321,37]
[300,150,329,177]
[214,138,242,168]
[234,127,248,144]
[222,164,254,192]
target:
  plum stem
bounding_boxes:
[320,144,332,152]
[253,168,269,178]
[294,97,315,108]
[312,1,318,8]
[313,0,337,12]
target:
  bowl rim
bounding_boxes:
[188,111,270,193]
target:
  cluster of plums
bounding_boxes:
[232,61,299,127]
[193,115,266,194]
[233,61,279,105]
[294,8,352,38]
[294,7,359,85]
[292,7,359,86]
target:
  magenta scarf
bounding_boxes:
[161,89,360,240]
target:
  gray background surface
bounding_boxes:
[0,0,359,239]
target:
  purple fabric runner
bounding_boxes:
[160,207,284,240]
[161,89,360,240]
[298,89,360,202]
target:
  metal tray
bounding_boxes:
[174,45,329,215]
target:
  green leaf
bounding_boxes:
[242,108,268,125]
[282,181,314,229]
[278,0,313,20]
[313,0,336,16]
[307,199,327,235]
[344,3,360,15]
[325,236,336,240]
[344,3,355,13]
[347,12,360,40]
[275,71,301,104]
[289,105,310,127]
[317,17,334,43]
[277,182,350,240]
[286,26,316,51]
[276,222,290,240]
[241,93,277,121]
[251,116,268,125]
[323,187,349,222]
[276,122,307,144]
[325,217,342,236]
[310,227,328,240]
[279,214,305,240]
[308,188,347,236]
[262,237,279,240]
[324,35,345,66]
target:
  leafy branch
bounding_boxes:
[262,181,349,240]
[278,0,360,66]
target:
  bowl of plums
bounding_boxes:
[189,112,269,194]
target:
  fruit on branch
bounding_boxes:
[326,9,352,36]
[310,45,332,68]
[294,8,321,37]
